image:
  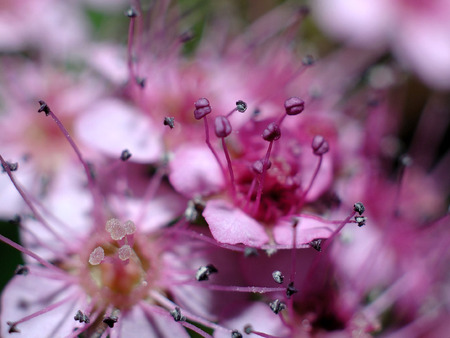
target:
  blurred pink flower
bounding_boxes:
[312,0,450,88]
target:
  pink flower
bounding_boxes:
[170,97,352,248]
[312,0,450,89]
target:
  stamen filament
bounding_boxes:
[221,137,236,199]
[182,322,213,338]
[253,141,274,215]
[0,154,75,248]
[204,116,228,185]
[0,233,65,274]
[8,293,78,328]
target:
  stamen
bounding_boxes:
[231,329,243,338]
[269,299,286,314]
[301,135,329,201]
[169,307,186,322]
[163,116,175,129]
[123,220,137,235]
[353,202,365,215]
[74,310,90,324]
[286,282,298,298]
[355,216,367,227]
[311,135,329,156]
[14,265,29,276]
[120,149,132,161]
[0,233,64,273]
[194,98,212,120]
[126,7,138,85]
[103,315,118,328]
[272,270,284,284]
[194,98,228,189]
[106,218,126,241]
[214,115,236,198]
[7,293,78,332]
[118,245,132,261]
[1,161,18,172]
[309,239,322,252]
[89,246,105,265]
[35,101,103,225]
[0,154,76,248]
[195,264,218,281]
[182,322,213,338]
[284,97,305,116]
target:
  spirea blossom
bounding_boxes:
[1,1,449,338]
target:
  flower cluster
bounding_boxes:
[0,1,448,338]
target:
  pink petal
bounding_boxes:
[273,215,335,246]
[117,304,189,338]
[1,267,84,337]
[75,99,163,163]
[203,200,269,247]
[215,301,290,338]
[169,145,224,198]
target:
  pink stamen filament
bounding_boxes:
[245,177,257,211]
[253,140,274,216]
[127,13,136,83]
[301,154,323,204]
[44,110,104,226]
[301,209,356,291]
[149,291,236,335]
[136,166,165,225]
[287,220,299,317]
[0,155,75,248]
[0,233,65,274]
[225,107,238,118]
[250,330,280,338]
[182,322,213,338]
[221,137,236,199]
[203,116,228,186]
[9,293,78,328]
[172,281,285,294]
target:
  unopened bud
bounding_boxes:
[262,122,281,141]
[284,97,305,115]
[311,135,329,155]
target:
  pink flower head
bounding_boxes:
[0,107,264,338]
[170,97,350,248]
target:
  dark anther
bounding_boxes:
[74,310,90,324]
[7,321,20,334]
[272,270,284,284]
[194,98,212,120]
[103,316,118,328]
[311,135,329,155]
[37,100,51,116]
[180,30,194,43]
[170,307,186,322]
[244,247,259,257]
[231,330,243,338]
[253,108,261,117]
[120,149,132,161]
[353,202,365,215]
[214,116,232,138]
[163,117,175,129]
[136,77,146,88]
[302,55,315,66]
[400,154,413,167]
[355,216,367,227]
[310,239,322,252]
[2,161,18,172]
[244,325,253,334]
[14,265,29,276]
[269,299,286,314]
[236,100,247,113]
[87,161,96,180]
[252,159,272,174]
[9,215,21,225]
[262,122,281,142]
[286,282,298,297]
[185,197,205,223]
[125,7,138,18]
[195,264,218,281]
[284,97,305,115]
